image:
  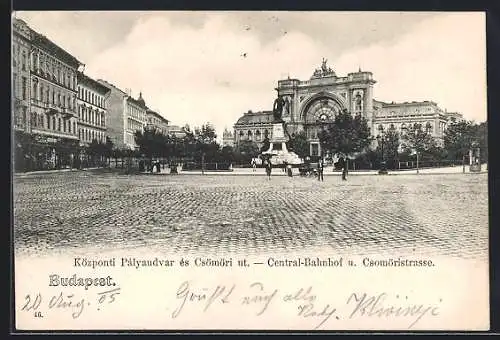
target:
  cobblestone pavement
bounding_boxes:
[13,170,488,260]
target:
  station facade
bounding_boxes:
[233,60,462,156]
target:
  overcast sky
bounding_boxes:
[14,11,486,139]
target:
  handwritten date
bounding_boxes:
[20,287,121,319]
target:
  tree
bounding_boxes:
[288,131,309,159]
[235,140,260,164]
[401,123,437,153]
[318,109,372,157]
[475,121,488,162]
[260,136,270,153]
[134,129,169,160]
[443,120,476,162]
[220,145,235,163]
[401,123,438,171]
[376,125,400,169]
[196,123,217,144]
[104,137,114,162]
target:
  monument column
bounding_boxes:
[261,95,302,165]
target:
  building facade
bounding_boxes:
[222,128,235,147]
[13,18,84,170]
[12,18,31,134]
[77,72,110,146]
[164,125,186,139]
[234,110,273,146]
[233,60,463,156]
[146,109,169,135]
[373,100,463,146]
[98,79,148,149]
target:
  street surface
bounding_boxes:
[13,170,488,259]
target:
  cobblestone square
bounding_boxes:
[13,171,488,259]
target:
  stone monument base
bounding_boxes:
[260,123,303,165]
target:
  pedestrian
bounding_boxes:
[287,162,293,177]
[338,156,347,181]
[251,158,257,172]
[265,159,272,180]
[341,157,348,181]
[317,159,324,181]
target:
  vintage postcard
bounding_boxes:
[12,11,489,331]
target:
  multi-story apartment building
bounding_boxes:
[145,109,169,135]
[77,72,110,145]
[13,18,83,169]
[12,18,31,133]
[98,79,148,149]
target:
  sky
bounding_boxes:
[14,11,487,141]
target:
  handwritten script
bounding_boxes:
[20,287,121,319]
[170,281,442,329]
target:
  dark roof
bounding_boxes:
[235,111,274,125]
[380,100,437,107]
[30,30,82,68]
[78,72,111,94]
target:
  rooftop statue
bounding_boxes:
[312,58,336,78]
[321,58,328,73]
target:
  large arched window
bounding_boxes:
[304,97,340,124]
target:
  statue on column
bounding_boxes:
[273,95,285,123]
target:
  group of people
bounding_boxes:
[261,157,348,181]
[260,157,348,181]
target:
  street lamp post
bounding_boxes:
[377,125,388,175]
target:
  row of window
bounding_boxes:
[12,75,28,100]
[12,43,28,72]
[79,128,106,143]
[383,107,435,116]
[127,119,142,132]
[30,112,77,135]
[14,107,27,128]
[127,104,145,121]
[238,129,270,138]
[79,105,106,127]
[31,49,77,90]
[125,132,136,146]
[78,87,105,108]
[32,78,77,110]
[377,122,435,132]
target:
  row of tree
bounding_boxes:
[85,112,487,170]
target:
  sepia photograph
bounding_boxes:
[12,10,489,331]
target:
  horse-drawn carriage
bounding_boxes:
[298,162,319,177]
